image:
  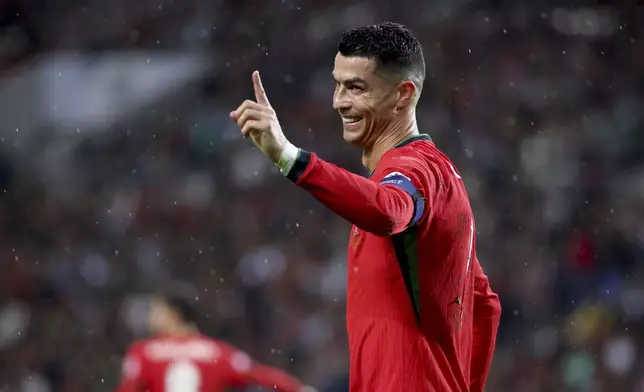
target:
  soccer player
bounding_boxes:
[230,22,502,391]
[115,289,315,392]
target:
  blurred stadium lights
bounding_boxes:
[0,51,211,140]
[551,7,618,37]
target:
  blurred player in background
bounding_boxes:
[230,22,501,391]
[115,288,315,392]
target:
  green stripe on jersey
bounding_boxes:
[391,228,421,322]
[381,133,429,321]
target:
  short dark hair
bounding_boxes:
[157,285,199,326]
[338,22,425,96]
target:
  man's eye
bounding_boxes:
[348,85,363,92]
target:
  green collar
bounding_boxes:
[368,133,432,176]
[395,133,432,148]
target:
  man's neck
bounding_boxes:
[362,117,419,172]
[164,324,198,336]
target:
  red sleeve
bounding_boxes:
[226,350,304,392]
[287,150,435,236]
[114,344,146,392]
[470,257,501,392]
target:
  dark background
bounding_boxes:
[0,0,643,391]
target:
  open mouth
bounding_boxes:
[341,116,362,124]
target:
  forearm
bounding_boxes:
[470,279,501,391]
[282,150,414,236]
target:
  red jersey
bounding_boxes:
[287,134,501,392]
[115,334,305,392]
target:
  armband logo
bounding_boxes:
[381,171,412,186]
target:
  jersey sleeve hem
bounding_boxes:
[286,149,313,183]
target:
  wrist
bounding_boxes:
[275,142,299,176]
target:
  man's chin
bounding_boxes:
[342,127,364,145]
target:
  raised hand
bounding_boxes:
[230,71,290,163]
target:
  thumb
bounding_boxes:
[252,70,270,107]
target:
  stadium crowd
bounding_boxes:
[0,0,643,391]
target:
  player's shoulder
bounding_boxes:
[197,336,231,355]
[123,337,160,360]
[389,136,461,175]
[378,136,444,177]
[135,335,170,349]
[395,135,448,159]
[137,335,225,361]
[125,338,150,354]
[383,133,438,161]
[209,339,245,358]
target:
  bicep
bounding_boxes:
[375,157,437,228]
[380,172,425,227]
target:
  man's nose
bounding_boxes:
[333,93,351,111]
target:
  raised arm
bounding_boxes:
[284,150,432,235]
[229,71,433,235]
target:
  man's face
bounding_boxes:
[148,297,175,334]
[332,53,400,148]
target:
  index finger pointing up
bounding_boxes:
[252,70,270,107]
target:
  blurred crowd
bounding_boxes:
[1,0,644,391]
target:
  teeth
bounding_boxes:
[342,117,361,124]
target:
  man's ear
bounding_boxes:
[395,80,416,111]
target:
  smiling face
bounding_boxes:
[332,53,403,149]
[333,23,426,150]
